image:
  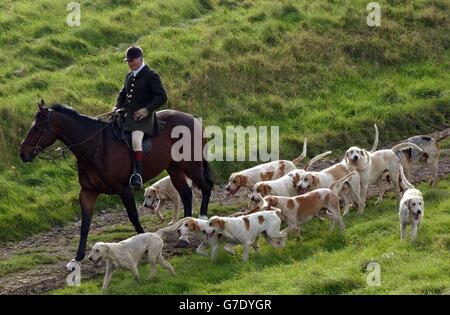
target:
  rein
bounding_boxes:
[23,110,118,171]
[44,122,112,170]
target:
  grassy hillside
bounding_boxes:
[52,177,450,295]
[0,0,449,241]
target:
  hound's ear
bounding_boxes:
[405,199,411,209]
[272,196,278,206]
[292,174,300,187]
[267,196,277,207]
[263,184,271,195]
[258,196,265,208]
[408,199,416,208]
[312,175,320,187]
[362,149,371,162]
[100,243,110,253]
[238,175,247,186]
[344,151,350,164]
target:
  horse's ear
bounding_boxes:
[37,99,47,113]
[37,99,49,116]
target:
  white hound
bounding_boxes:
[88,233,175,292]
[399,166,424,241]
[344,142,422,207]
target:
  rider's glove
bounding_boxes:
[134,108,149,122]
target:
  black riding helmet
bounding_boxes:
[123,46,143,61]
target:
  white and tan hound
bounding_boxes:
[176,217,237,260]
[263,172,354,242]
[205,210,287,261]
[396,133,448,187]
[140,176,195,225]
[295,126,380,215]
[297,160,361,215]
[249,151,332,204]
[225,139,308,196]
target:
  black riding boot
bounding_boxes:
[129,151,144,189]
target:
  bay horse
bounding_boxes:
[19,100,213,263]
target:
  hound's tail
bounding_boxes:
[371,124,379,153]
[270,207,282,216]
[436,133,449,143]
[292,138,307,165]
[330,171,356,195]
[392,142,423,153]
[229,205,262,217]
[155,218,189,241]
[304,151,332,171]
[399,165,415,190]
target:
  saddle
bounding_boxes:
[112,119,164,155]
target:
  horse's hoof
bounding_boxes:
[175,239,190,248]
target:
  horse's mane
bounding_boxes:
[50,104,106,125]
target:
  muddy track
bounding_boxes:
[0,129,448,295]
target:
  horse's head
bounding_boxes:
[20,100,58,162]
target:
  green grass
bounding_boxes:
[0,251,59,278]
[0,0,449,241]
[0,161,124,241]
[52,177,450,295]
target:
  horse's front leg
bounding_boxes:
[75,188,98,261]
[120,188,145,234]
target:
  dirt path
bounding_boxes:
[0,129,448,295]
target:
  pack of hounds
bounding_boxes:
[87,127,448,291]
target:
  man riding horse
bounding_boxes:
[19,46,214,266]
[114,45,167,189]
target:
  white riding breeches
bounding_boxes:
[131,130,144,151]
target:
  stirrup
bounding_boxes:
[129,173,143,188]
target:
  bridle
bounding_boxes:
[21,113,58,157]
[21,110,113,164]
